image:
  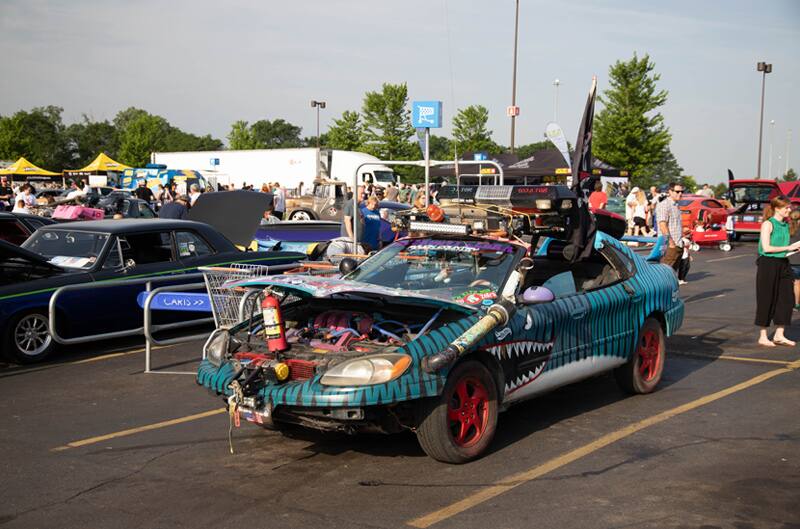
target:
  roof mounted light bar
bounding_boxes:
[408,221,469,235]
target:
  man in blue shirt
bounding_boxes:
[360,196,381,252]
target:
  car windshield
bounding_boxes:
[345,237,518,305]
[731,185,777,204]
[22,230,109,269]
[677,199,694,207]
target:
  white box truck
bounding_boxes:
[150,148,397,193]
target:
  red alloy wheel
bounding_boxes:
[447,376,489,447]
[637,329,663,382]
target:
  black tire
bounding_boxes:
[416,361,498,464]
[615,317,665,394]
[4,310,56,364]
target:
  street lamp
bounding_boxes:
[509,0,520,154]
[310,100,326,149]
[756,61,773,179]
[553,78,560,122]
[768,119,775,180]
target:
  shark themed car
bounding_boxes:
[195,185,684,463]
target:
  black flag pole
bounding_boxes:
[567,76,598,262]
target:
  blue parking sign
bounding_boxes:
[412,101,442,129]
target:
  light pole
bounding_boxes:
[768,119,775,180]
[756,61,772,179]
[509,0,520,154]
[553,79,560,122]
[310,100,326,148]
[786,129,793,178]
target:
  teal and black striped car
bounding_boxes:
[197,229,683,463]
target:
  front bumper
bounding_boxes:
[196,358,443,409]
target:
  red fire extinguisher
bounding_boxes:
[261,292,287,352]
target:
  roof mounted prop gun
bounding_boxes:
[422,299,516,373]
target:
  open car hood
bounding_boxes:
[0,239,65,272]
[188,191,273,247]
[234,274,477,314]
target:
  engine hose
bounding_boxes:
[329,328,361,337]
[422,300,516,373]
[418,307,444,337]
[372,324,403,342]
[375,319,412,334]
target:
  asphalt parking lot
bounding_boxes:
[1,240,799,529]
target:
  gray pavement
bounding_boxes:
[1,240,798,529]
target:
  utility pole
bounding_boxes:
[756,61,773,179]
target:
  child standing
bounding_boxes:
[678,227,692,285]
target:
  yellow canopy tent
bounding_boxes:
[0,157,61,182]
[63,153,131,187]
[64,152,131,176]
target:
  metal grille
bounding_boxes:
[200,264,271,328]
[475,185,513,201]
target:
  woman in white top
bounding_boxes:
[11,199,29,214]
[631,189,652,236]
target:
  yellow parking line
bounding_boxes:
[51,408,226,452]
[675,352,795,366]
[408,359,800,528]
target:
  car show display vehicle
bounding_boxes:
[195,185,684,463]
[726,179,782,240]
[0,211,56,245]
[677,195,731,229]
[0,191,306,363]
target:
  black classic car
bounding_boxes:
[0,191,305,363]
[0,212,57,245]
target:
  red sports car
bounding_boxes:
[677,195,732,229]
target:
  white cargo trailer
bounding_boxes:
[151,148,396,193]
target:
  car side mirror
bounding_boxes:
[339,257,358,276]
[520,286,554,304]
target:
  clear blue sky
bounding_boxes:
[1,0,798,183]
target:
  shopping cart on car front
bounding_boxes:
[199,264,272,329]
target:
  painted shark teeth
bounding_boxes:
[486,340,553,359]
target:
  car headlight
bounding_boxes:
[203,329,240,367]
[320,354,412,386]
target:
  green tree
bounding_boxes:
[514,140,556,160]
[452,105,497,154]
[228,120,256,150]
[163,129,223,152]
[250,119,302,148]
[64,116,119,167]
[0,106,70,169]
[594,53,672,181]
[361,82,415,160]
[713,183,728,198]
[113,107,150,132]
[783,168,797,181]
[117,113,170,167]
[327,111,364,151]
[637,148,684,188]
[428,134,454,161]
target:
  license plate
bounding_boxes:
[743,216,756,222]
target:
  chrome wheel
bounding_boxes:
[289,211,312,221]
[14,313,52,358]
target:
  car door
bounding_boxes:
[174,229,218,268]
[88,230,180,332]
[581,245,640,364]
[500,294,579,405]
